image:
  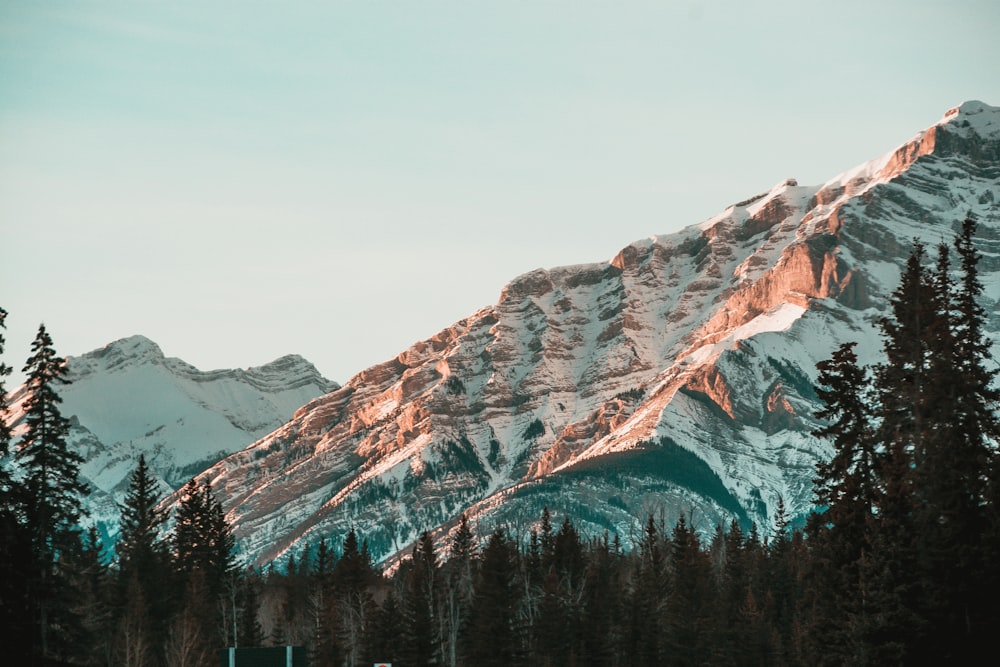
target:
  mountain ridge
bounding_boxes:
[5,335,336,541]
[187,100,998,567]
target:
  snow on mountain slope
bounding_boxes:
[188,101,1000,566]
[6,335,335,539]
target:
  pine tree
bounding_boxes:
[174,478,235,593]
[951,216,1000,651]
[442,514,476,667]
[118,455,170,576]
[627,515,664,665]
[16,323,88,661]
[402,531,439,666]
[463,528,522,666]
[578,532,622,667]
[333,528,378,666]
[0,308,34,662]
[664,514,714,666]
[909,219,1000,659]
[810,341,881,662]
[173,476,236,655]
[117,454,173,662]
[17,324,87,545]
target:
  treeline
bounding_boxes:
[1,216,998,666]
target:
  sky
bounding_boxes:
[2,0,998,387]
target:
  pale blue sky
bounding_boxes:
[2,0,998,385]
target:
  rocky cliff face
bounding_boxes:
[195,102,1000,566]
[6,335,335,540]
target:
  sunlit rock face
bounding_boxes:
[4,335,335,542]
[188,102,1000,566]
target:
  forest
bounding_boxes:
[1,217,998,666]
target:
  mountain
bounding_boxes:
[6,335,336,540]
[183,101,1000,567]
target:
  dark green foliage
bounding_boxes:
[808,220,1000,663]
[463,529,523,666]
[560,437,748,519]
[401,531,439,666]
[173,478,236,586]
[16,324,89,662]
[522,418,545,440]
[17,324,87,550]
[114,454,173,663]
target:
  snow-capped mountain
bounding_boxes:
[6,335,335,540]
[187,101,1000,567]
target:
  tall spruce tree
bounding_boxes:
[17,324,86,547]
[173,477,235,590]
[910,219,999,659]
[117,454,172,660]
[811,222,1000,663]
[810,341,881,662]
[16,323,88,661]
[463,528,522,667]
[118,455,170,579]
[402,531,439,666]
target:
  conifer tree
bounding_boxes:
[0,308,34,662]
[118,455,170,576]
[173,477,236,655]
[665,514,714,665]
[578,532,622,667]
[442,513,476,667]
[117,454,172,661]
[18,324,87,545]
[333,528,378,665]
[17,323,88,661]
[402,531,439,666]
[464,528,522,666]
[173,478,235,593]
[627,515,664,665]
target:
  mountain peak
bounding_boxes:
[68,334,166,377]
[944,99,997,119]
[103,334,164,358]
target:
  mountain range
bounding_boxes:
[5,335,335,542]
[7,101,999,566]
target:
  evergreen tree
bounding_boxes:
[578,532,622,667]
[665,514,714,666]
[333,528,378,665]
[442,514,476,667]
[116,455,173,664]
[237,570,265,649]
[627,515,664,665]
[367,588,404,667]
[463,528,522,667]
[173,477,236,655]
[118,455,170,577]
[402,531,439,666]
[16,323,88,661]
[810,341,881,662]
[173,478,235,594]
[0,307,34,662]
